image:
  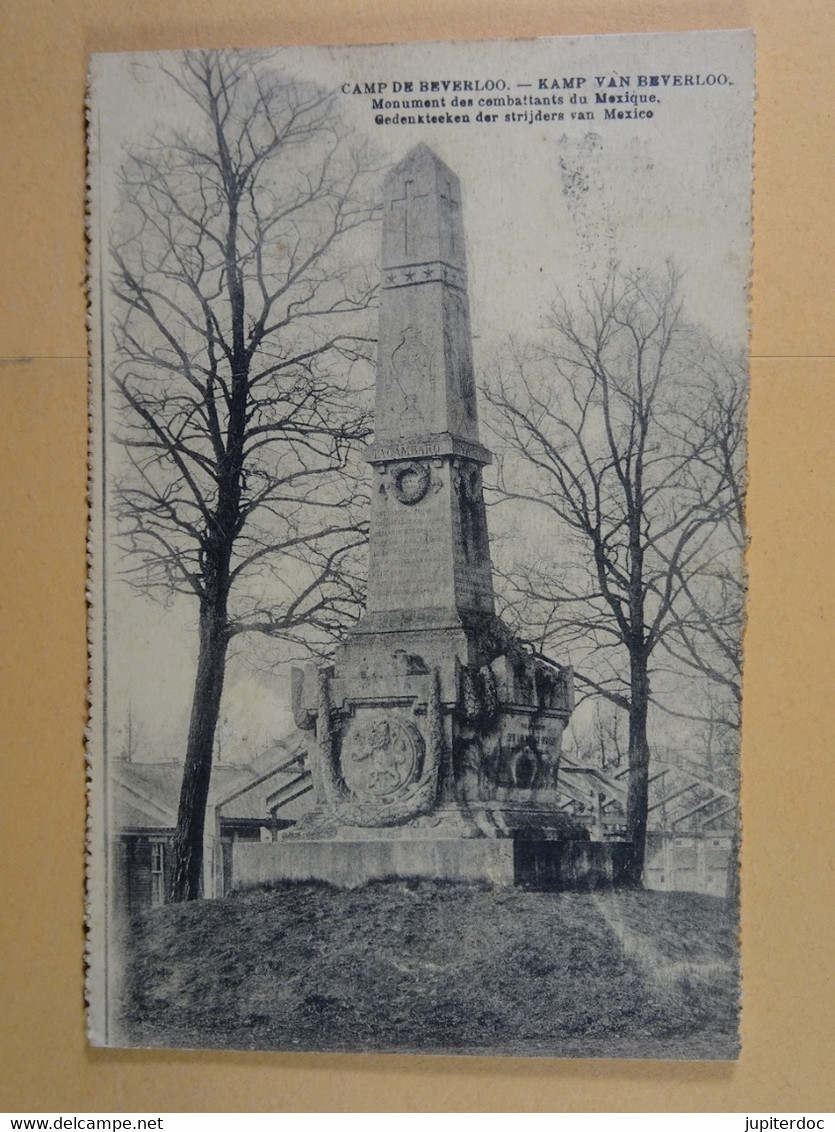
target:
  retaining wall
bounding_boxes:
[233,838,516,889]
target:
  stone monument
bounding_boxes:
[240,145,584,888]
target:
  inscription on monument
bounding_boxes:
[369,493,441,611]
[366,434,491,464]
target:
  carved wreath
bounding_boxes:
[391,461,431,505]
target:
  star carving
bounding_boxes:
[381,262,465,288]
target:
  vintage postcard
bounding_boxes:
[87,30,754,1057]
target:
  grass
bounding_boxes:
[116,880,740,1059]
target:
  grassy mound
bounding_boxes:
[117,880,739,1059]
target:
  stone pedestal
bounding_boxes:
[234,838,516,890]
[291,641,576,843]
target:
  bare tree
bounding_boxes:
[656,339,746,732]
[484,264,745,884]
[571,700,626,772]
[118,706,143,763]
[110,50,380,901]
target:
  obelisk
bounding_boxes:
[344,143,499,690]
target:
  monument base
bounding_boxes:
[231,831,630,892]
[232,837,515,889]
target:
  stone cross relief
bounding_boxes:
[390,178,431,257]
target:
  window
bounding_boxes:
[150,842,165,906]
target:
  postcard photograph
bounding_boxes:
[87,29,754,1058]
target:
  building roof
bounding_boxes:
[558,754,736,833]
[112,732,314,833]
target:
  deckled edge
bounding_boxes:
[85,54,109,1048]
[736,24,758,1064]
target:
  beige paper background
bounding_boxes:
[1,0,832,1113]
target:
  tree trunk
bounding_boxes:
[725,802,741,904]
[168,595,229,902]
[624,652,651,887]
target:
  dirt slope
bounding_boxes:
[118,880,739,1059]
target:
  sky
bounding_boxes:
[89,31,754,764]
